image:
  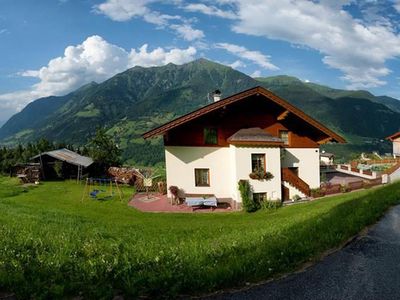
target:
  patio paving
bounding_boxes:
[129,193,234,213]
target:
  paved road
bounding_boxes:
[208,205,400,300]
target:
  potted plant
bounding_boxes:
[249,167,274,181]
[168,185,179,204]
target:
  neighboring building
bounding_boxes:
[386,132,400,157]
[143,86,345,206]
[31,148,93,180]
[320,151,335,166]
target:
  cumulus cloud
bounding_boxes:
[187,0,400,88]
[229,60,246,69]
[216,42,279,71]
[394,1,400,13]
[0,35,197,118]
[250,70,261,77]
[169,23,205,41]
[183,3,237,19]
[94,0,204,40]
[95,0,153,22]
[223,0,400,88]
[129,43,197,66]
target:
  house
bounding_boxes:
[386,132,400,157]
[143,86,345,206]
[31,148,93,180]
[320,151,335,166]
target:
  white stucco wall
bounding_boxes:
[165,145,319,203]
[166,145,283,202]
[282,181,306,199]
[389,168,400,182]
[231,145,282,201]
[393,138,400,156]
[281,148,320,189]
[165,146,233,199]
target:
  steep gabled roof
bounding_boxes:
[386,132,400,141]
[142,86,346,144]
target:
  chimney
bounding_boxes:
[213,89,222,102]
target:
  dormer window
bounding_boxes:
[279,130,289,145]
[204,127,218,145]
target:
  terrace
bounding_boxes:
[129,192,234,212]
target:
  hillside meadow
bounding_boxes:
[0,177,400,298]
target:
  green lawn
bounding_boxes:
[1,177,400,298]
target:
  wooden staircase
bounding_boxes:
[282,168,311,196]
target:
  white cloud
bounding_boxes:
[183,3,237,19]
[94,0,204,40]
[169,23,205,41]
[251,70,261,77]
[394,1,400,13]
[129,43,197,66]
[94,0,153,22]
[224,0,400,88]
[0,28,9,35]
[229,60,246,69]
[94,0,181,27]
[216,42,279,71]
[0,35,197,119]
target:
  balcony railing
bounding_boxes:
[282,168,310,196]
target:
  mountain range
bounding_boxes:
[0,58,398,164]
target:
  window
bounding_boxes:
[253,192,267,203]
[204,128,218,145]
[195,168,210,186]
[279,130,289,145]
[251,154,266,172]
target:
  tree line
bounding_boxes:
[0,128,122,175]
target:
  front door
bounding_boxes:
[282,185,290,201]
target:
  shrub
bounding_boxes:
[340,185,350,193]
[168,186,179,198]
[261,199,282,210]
[53,161,63,178]
[310,188,325,198]
[238,180,259,212]
[292,194,301,202]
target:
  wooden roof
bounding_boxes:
[142,86,346,144]
[386,132,400,141]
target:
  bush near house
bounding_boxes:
[0,177,400,298]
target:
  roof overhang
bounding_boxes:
[142,86,346,144]
[386,132,400,141]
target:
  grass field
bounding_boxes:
[1,177,400,299]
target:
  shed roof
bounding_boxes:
[32,148,93,167]
[227,127,284,146]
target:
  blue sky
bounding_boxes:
[1,0,400,124]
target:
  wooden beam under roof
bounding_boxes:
[277,110,289,121]
[317,137,332,145]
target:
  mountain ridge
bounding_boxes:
[0,58,398,163]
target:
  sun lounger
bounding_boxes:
[185,196,218,210]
